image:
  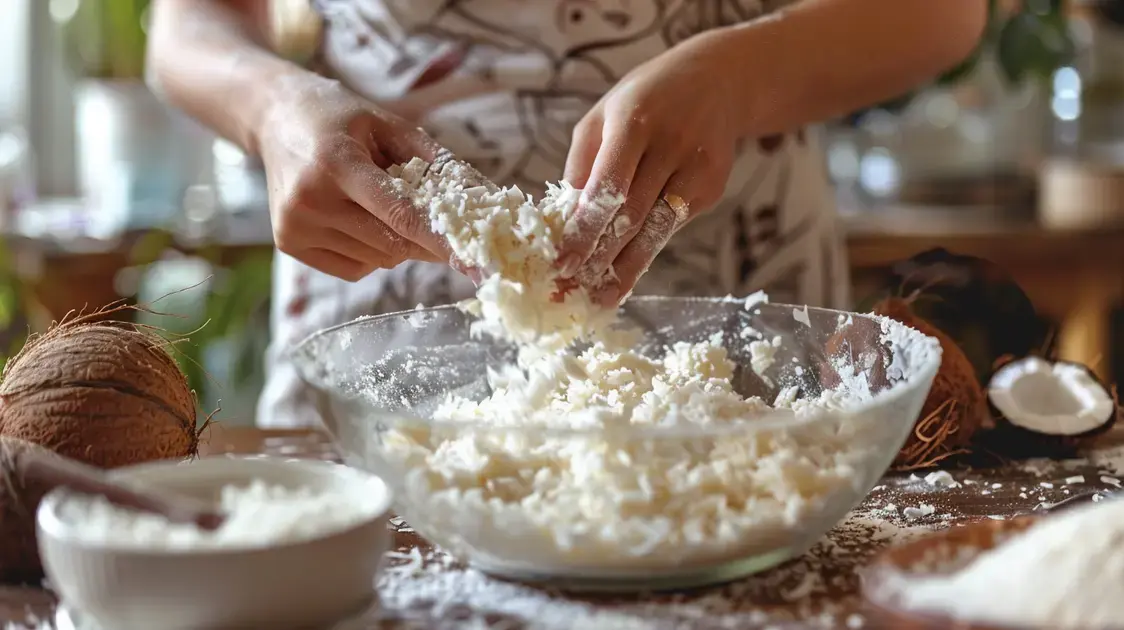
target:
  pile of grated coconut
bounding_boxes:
[896,497,1124,629]
[380,157,938,572]
[53,480,384,550]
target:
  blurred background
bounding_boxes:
[0,0,1123,425]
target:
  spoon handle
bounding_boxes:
[14,449,224,531]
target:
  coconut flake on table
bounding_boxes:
[923,471,959,489]
[902,504,936,521]
[375,505,931,630]
[898,497,1124,629]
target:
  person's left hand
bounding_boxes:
[559,30,742,305]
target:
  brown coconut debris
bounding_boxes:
[0,305,207,470]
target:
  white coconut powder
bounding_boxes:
[897,497,1124,629]
[53,480,382,549]
[370,157,942,576]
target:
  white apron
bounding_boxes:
[257,0,850,428]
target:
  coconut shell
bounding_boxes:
[873,297,989,470]
[0,319,200,469]
[981,360,1120,458]
[874,248,1050,384]
[0,437,64,583]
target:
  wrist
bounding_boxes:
[246,62,319,155]
[702,17,798,140]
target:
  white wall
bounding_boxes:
[0,0,78,197]
[27,0,79,196]
[0,0,31,126]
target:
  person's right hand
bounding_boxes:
[257,73,454,281]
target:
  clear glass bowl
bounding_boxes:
[291,297,941,591]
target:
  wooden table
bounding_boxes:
[2,426,1122,629]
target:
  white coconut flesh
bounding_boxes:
[988,357,1115,436]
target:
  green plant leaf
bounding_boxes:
[59,0,150,79]
[997,11,1074,85]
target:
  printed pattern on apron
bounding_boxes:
[258,0,851,428]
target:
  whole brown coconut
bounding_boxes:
[0,437,65,583]
[874,297,989,470]
[0,313,201,469]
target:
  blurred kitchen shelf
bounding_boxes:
[6,197,1124,382]
[7,197,274,257]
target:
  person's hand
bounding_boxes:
[258,73,454,281]
[560,31,741,304]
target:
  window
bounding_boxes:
[2,0,79,197]
[0,0,30,127]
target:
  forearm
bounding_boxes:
[146,0,309,155]
[717,0,988,137]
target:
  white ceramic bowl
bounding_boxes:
[37,456,392,630]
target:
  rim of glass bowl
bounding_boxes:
[290,296,943,440]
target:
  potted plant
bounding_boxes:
[57,0,208,237]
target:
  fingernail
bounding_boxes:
[558,254,582,279]
[593,286,619,307]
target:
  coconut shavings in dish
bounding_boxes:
[376,156,943,576]
[52,480,383,550]
[896,497,1124,629]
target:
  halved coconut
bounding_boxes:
[988,357,1116,439]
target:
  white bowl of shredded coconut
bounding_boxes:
[37,456,392,630]
[292,296,942,591]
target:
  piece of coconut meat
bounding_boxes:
[988,357,1115,436]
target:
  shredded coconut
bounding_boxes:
[897,497,1124,629]
[52,480,384,549]
[902,504,936,521]
[389,157,613,349]
[375,157,941,581]
[923,471,959,489]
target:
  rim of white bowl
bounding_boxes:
[36,455,393,555]
[290,296,944,438]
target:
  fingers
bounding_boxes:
[592,149,731,303]
[556,121,641,277]
[323,203,444,264]
[330,149,455,264]
[563,114,602,188]
[296,248,369,282]
[595,199,682,306]
[282,224,400,282]
[573,152,675,286]
[318,227,409,269]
